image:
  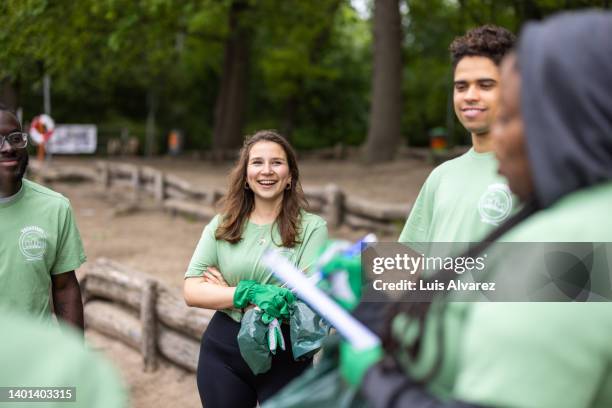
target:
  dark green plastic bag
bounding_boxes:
[238,301,330,375]
[237,308,272,375]
[290,301,331,360]
[262,336,369,408]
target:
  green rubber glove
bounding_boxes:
[339,341,383,386]
[267,318,286,355]
[234,280,296,323]
[315,241,363,310]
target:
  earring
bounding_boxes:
[286,183,291,190]
[245,182,250,190]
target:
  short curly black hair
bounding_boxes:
[450,24,516,68]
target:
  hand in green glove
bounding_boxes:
[234,280,296,323]
[339,340,383,386]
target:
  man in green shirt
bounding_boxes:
[0,105,86,329]
[390,25,518,398]
[400,25,517,243]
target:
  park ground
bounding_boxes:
[44,155,433,408]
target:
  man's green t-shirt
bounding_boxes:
[185,211,328,321]
[395,149,518,399]
[0,179,86,319]
[453,182,612,408]
[399,148,516,243]
[0,311,125,408]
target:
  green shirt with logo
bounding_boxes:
[185,211,328,322]
[395,149,518,399]
[0,179,86,319]
[399,148,516,243]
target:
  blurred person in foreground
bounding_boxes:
[183,130,328,407]
[0,308,125,407]
[358,10,612,408]
[0,104,86,331]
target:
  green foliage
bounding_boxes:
[250,1,371,149]
[0,0,609,153]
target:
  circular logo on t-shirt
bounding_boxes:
[19,226,47,261]
[478,183,513,225]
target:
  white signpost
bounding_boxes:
[46,125,97,154]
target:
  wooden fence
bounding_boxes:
[96,161,411,234]
[195,144,469,162]
[31,160,411,234]
[82,258,212,373]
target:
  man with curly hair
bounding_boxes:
[386,25,518,400]
[399,25,518,245]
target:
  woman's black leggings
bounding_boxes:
[197,311,312,408]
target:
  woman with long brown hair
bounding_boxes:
[183,130,328,407]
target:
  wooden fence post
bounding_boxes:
[131,166,141,203]
[153,171,166,203]
[141,279,158,372]
[205,190,221,207]
[99,161,111,191]
[324,183,344,228]
[79,275,90,307]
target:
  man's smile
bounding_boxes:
[0,158,19,167]
[461,107,487,119]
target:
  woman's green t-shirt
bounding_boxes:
[185,211,328,322]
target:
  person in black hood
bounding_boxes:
[353,10,612,408]
[496,11,612,208]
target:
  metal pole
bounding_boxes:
[43,74,52,162]
[43,74,51,115]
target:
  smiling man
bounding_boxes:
[392,27,517,396]
[399,25,517,244]
[0,105,86,332]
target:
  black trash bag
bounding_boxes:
[290,301,331,360]
[262,335,369,408]
[237,308,272,375]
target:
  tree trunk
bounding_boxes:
[363,0,403,163]
[211,0,252,153]
[145,89,157,157]
[1,76,19,111]
[281,95,298,141]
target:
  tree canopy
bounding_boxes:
[0,0,608,154]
